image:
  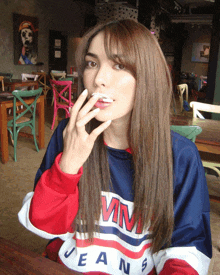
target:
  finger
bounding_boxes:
[76,108,100,133]
[77,94,100,120]
[68,89,88,128]
[89,120,112,143]
[63,126,67,139]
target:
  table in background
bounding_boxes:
[0,95,45,164]
[4,79,38,91]
[0,237,82,274]
[171,115,220,203]
[171,115,220,155]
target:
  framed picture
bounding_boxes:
[13,13,39,65]
[55,51,61,58]
[191,43,210,63]
[54,39,61,48]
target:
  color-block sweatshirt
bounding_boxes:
[18,118,212,275]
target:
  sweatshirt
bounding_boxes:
[18,118,212,275]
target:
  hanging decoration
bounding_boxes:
[95,2,138,23]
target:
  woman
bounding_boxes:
[18,19,212,274]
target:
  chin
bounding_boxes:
[94,114,112,122]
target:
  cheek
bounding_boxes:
[83,71,94,88]
[120,76,136,97]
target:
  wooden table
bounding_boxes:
[4,79,39,91]
[171,115,220,203]
[0,237,82,274]
[171,115,220,155]
[0,95,45,164]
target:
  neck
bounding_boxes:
[103,119,130,150]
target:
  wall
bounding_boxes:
[0,0,93,78]
[213,45,220,105]
[181,24,212,88]
[67,37,82,73]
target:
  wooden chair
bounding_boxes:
[0,76,4,91]
[50,70,66,80]
[0,73,13,82]
[21,73,39,82]
[190,101,220,177]
[199,75,207,90]
[21,73,39,91]
[32,72,50,99]
[176,84,188,112]
[7,88,42,161]
[50,80,74,130]
[190,101,220,119]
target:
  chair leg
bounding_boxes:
[8,128,14,146]
[32,128,39,152]
[13,132,17,162]
[51,109,57,130]
[203,161,220,177]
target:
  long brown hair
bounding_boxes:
[75,19,173,253]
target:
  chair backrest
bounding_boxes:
[0,76,4,91]
[50,70,66,80]
[170,125,202,142]
[176,84,188,112]
[60,77,74,82]
[50,80,73,106]
[21,73,39,81]
[11,88,42,123]
[199,75,207,90]
[51,70,66,73]
[176,84,188,99]
[190,101,220,119]
[0,72,13,81]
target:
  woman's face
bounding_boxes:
[83,31,136,124]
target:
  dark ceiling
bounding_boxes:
[72,0,215,14]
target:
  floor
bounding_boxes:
[0,95,220,274]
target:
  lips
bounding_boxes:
[91,93,113,103]
[94,100,112,109]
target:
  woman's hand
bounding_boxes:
[59,89,111,174]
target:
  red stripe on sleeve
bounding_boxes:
[159,258,198,275]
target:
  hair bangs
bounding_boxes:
[103,24,137,78]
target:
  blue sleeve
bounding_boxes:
[171,131,212,259]
[34,118,69,189]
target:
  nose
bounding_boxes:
[94,64,110,88]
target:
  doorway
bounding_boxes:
[49,30,67,73]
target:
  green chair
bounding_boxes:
[61,77,74,82]
[170,125,202,142]
[7,88,42,161]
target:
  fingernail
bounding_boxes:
[82,89,88,95]
[94,108,100,113]
[106,120,112,124]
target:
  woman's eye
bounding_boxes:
[86,61,97,68]
[114,64,125,70]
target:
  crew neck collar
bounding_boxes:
[104,141,132,154]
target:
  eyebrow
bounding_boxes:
[85,52,98,59]
[85,52,124,62]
